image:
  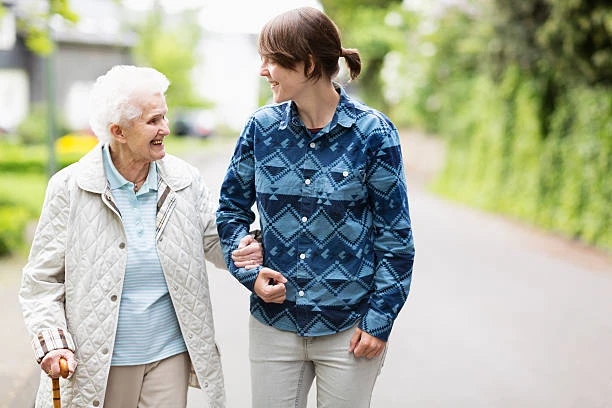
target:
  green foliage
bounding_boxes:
[387,6,489,132]
[132,7,212,111]
[418,1,612,251]
[432,74,507,209]
[537,0,612,85]
[12,0,79,56]
[0,205,31,257]
[0,172,47,214]
[483,0,550,79]
[0,143,47,173]
[433,70,612,250]
[17,104,48,145]
[16,103,68,145]
[320,0,407,111]
[547,87,612,246]
[50,0,78,22]
[484,0,612,85]
[0,171,46,257]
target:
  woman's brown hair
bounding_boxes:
[258,7,361,81]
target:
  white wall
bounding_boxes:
[193,31,261,132]
[0,69,28,131]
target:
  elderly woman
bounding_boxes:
[19,65,260,408]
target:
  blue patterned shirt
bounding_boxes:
[216,86,414,341]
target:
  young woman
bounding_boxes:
[217,7,415,408]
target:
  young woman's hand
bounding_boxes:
[348,328,386,359]
[254,267,287,303]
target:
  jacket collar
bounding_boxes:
[76,143,191,194]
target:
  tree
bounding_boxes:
[319,0,406,111]
[485,0,612,86]
[537,0,612,86]
[0,0,78,55]
[130,4,212,111]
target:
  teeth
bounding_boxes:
[152,140,162,145]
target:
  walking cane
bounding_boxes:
[52,357,69,408]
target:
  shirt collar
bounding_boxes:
[102,144,158,193]
[278,83,357,132]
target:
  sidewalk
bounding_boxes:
[0,255,37,408]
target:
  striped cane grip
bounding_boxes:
[52,377,61,408]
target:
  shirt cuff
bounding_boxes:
[31,328,76,363]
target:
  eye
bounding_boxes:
[149,115,165,124]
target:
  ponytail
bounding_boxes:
[341,47,361,81]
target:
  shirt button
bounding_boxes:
[343,171,349,177]
[298,290,305,297]
[299,253,306,260]
[309,142,316,148]
[305,179,311,185]
[93,400,100,407]
[301,216,307,223]
[101,348,108,354]
[119,242,125,249]
[110,295,117,302]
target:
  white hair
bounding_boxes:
[89,65,170,144]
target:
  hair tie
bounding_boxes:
[340,47,347,57]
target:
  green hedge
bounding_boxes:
[0,205,33,257]
[433,69,612,251]
[542,87,612,248]
[0,143,83,173]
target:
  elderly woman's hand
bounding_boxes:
[40,348,77,379]
[232,234,264,269]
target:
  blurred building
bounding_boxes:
[193,30,260,132]
[193,0,321,132]
[0,0,135,133]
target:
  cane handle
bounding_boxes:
[59,357,69,378]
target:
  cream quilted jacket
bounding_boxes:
[19,144,227,407]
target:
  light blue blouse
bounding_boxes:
[102,145,186,365]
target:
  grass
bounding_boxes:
[0,172,47,214]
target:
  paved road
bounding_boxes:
[3,132,612,407]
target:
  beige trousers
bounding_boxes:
[104,352,190,408]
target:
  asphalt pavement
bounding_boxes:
[3,131,612,408]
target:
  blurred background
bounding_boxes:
[0,0,610,258]
[1,1,611,406]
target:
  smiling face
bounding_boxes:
[260,57,308,103]
[111,92,170,164]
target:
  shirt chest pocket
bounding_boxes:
[312,167,367,202]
